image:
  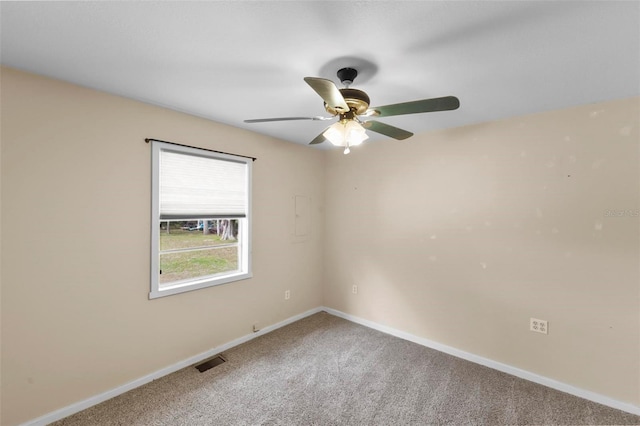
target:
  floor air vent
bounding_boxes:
[195,355,227,373]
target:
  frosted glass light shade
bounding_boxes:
[323,120,369,147]
[323,122,346,146]
[345,120,368,146]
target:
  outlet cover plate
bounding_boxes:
[530,318,548,334]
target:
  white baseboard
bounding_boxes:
[21,307,324,426]
[322,306,640,416]
[21,305,639,425]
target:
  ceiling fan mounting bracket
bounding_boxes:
[337,67,358,86]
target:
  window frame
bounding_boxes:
[150,141,252,299]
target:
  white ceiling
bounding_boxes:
[1,1,639,148]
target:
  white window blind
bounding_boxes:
[159,149,248,220]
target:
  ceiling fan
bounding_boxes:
[244,67,460,154]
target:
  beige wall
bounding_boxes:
[2,66,639,424]
[324,96,640,405]
[0,67,325,425]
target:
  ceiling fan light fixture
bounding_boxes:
[323,120,369,148]
[344,120,368,146]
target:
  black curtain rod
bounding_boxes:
[145,138,257,161]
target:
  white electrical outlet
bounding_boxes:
[284,290,290,300]
[352,285,358,294]
[530,318,548,334]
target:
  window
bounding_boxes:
[150,141,252,299]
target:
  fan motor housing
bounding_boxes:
[325,88,370,115]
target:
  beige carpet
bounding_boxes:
[54,312,640,425]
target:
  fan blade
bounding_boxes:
[244,116,332,123]
[362,121,413,140]
[309,129,328,145]
[368,96,460,118]
[304,77,349,113]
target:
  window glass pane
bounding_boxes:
[159,220,237,251]
[158,218,241,286]
[159,246,239,285]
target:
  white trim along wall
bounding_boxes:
[21,307,640,425]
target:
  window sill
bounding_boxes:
[149,271,253,299]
